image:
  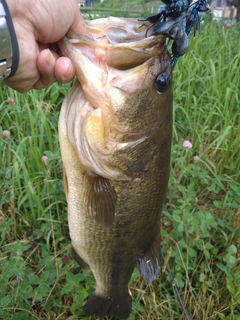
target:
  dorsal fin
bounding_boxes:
[84,173,117,227]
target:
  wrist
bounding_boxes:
[0,0,19,80]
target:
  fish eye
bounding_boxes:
[155,72,171,94]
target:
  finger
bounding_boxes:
[34,48,58,89]
[55,57,75,83]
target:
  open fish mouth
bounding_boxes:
[59,17,170,103]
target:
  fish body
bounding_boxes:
[58,17,172,319]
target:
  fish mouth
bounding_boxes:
[58,17,169,107]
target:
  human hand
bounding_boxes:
[4,0,91,93]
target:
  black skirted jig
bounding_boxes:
[141,0,209,70]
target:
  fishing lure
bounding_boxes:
[142,0,209,69]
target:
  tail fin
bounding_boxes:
[83,292,132,319]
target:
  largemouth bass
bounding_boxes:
[58,17,172,319]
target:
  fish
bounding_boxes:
[58,16,172,319]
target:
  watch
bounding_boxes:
[0,0,19,81]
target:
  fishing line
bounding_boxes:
[160,249,191,320]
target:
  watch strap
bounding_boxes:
[0,0,19,80]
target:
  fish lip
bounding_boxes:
[59,31,168,77]
[64,29,167,53]
[59,16,169,67]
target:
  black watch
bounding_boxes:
[0,0,19,80]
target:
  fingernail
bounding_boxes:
[61,62,74,83]
[45,49,55,67]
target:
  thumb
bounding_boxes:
[71,10,92,38]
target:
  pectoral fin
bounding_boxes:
[84,173,117,227]
[137,235,163,284]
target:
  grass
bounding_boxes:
[81,0,161,18]
[0,16,240,320]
